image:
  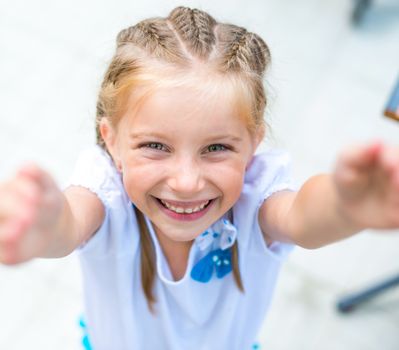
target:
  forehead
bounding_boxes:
[123,84,249,136]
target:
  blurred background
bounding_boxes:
[1,0,399,349]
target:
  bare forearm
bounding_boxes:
[0,166,103,265]
[285,174,364,249]
[261,143,399,250]
[39,195,81,258]
[40,187,105,258]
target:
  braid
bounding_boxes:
[116,18,185,63]
[168,6,216,59]
[249,33,270,75]
[225,25,249,70]
[217,24,270,76]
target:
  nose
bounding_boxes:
[167,156,205,195]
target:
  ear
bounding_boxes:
[254,125,265,149]
[251,127,265,151]
[246,128,265,170]
[100,118,123,172]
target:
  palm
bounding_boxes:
[334,142,399,229]
[0,164,63,264]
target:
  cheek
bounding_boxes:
[120,166,157,203]
[210,162,246,200]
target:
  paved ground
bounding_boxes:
[0,0,399,349]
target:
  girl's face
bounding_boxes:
[103,86,260,243]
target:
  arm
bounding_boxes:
[259,142,399,249]
[44,186,105,258]
[0,164,104,264]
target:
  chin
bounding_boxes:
[164,229,203,243]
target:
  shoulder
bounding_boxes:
[69,145,116,185]
[233,149,295,238]
[67,146,138,256]
[67,145,128,207]
[233,150,295,261]
[243,149,294,201]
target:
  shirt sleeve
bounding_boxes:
[237,149,296,263]
[66,146,121,206]
[245,149,297,201]
[65,146,129,255]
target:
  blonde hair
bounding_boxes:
[95,6,271,311]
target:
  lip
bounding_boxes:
[153,196,215,222]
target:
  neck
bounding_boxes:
[153,226,193,281]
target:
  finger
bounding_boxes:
[334,144,383,199]
[385,158,399,204]
[340,141,382,170]
[0,219,23,240]
[11,176,42,205]
[0,204,34,244]
[335,163,370,198]
[0,225,24,265]
[0,177,39,220]
[0,185,36,242]
[17,163,56,193]
[0,189,20,221]
[377,146,399,175]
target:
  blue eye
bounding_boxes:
[143,142,167,151]
[207,144,227,152]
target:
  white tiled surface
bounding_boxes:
[1,0,399,349]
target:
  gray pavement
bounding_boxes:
[1,0,399,349]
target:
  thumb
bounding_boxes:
[339,141,382,170]
[16,163,57,193]
[334,142,382,200]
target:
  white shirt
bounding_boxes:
[68,145,295,350]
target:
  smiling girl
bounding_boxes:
[1,6,399,350]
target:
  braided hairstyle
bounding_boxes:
[95,7,271,311]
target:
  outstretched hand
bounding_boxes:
[334,141,399,230]
[0,164,64,265]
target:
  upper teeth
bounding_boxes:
[160,199,210,214]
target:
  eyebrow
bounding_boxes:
[204,135,243,143]
[129,132,243,143]
[129,132,168,140]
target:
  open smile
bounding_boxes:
[152,196,215,221]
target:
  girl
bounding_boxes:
[1,6,399,350]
